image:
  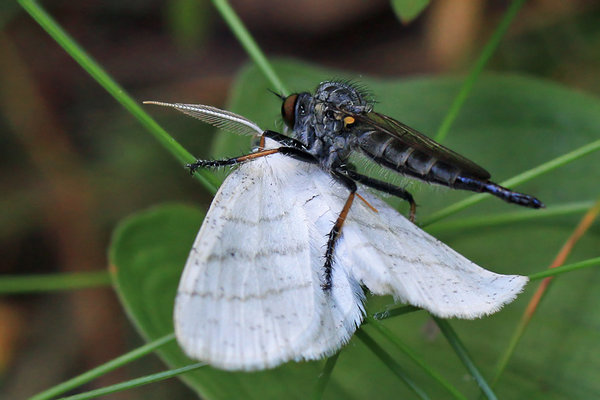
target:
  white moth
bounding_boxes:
[145,101,528,371]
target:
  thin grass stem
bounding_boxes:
[528,257,600,281]
[30,334,176,400]
[433,317,497,400]
[435,0,527,142]
[18,0,220,194]
[59,362,205,400]
[368,318,467,400]
[356,330,431,400]
[426,201,594,233]
[312,353,340,400]
[211,0,288,95]
[0,271,110,294]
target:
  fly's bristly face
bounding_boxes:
[281,81,373,169]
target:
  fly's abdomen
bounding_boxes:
[358,131,461,186]
[358,131,544,209]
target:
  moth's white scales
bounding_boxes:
[175,138,528,371]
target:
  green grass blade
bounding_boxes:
[312,353,340,400]
[433,317,497,400]
[372,305,421,320]
[422,139,600,226]
[435,0,526,142]
[356,329,431,400]
[30,334,176,400]
[18,0,219,194]
[528,257,600,281]
[426,201,594,233]
[368,318,467,400]
[59,362,206,400]
[211,0,288,95]
[0,271,110,294]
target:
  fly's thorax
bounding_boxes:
[280,81,374,169]
[314,81,372,113]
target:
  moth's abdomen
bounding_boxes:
[358,131,461,186]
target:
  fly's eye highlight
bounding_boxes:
[281,94,298,128]
[343,116,355,128]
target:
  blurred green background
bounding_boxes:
[1,1,599,399]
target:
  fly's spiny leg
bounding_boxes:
[186,146,317,174]
[186,148,280,174]
[343,169,417,221]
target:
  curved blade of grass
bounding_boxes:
[433,317,497,400]
[422,139,600,226]
[355,329,431,400]
[0,271,110,294]
[30,333,176,400]
[435,0,526,142]
[367,317,467,400]
[60,362,206,400]
[528,257,600,281]
[211,0,288,95]
[427,201,594,234]
[18,0,219,194]
[312,353,340,400]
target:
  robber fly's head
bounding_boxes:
[281,81,373,140]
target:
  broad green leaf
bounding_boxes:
[113,60,599,399]
[391,0,430,24]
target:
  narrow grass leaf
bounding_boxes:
[312,353,340,400]
[368,318,467,400]
[426,201,595,234]
[211,0,288,95]
[30,334,176,400]
[18,0,219,193]
[435,0,526,142]
[0,271,110,294]
[433,317,497,400]
[356,330,431,400]
[59,362,206,400]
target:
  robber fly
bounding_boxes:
[147,80,543,289]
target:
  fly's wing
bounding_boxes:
[311,183,527,319]
[355,112,491,180]
[175,148,363,371]
[144,101,263,137]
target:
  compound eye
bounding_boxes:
[281,94,298,128]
